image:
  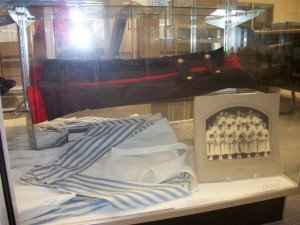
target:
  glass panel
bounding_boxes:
[253,4,273,30]
[0,1,299,225]
[25,5,229,61]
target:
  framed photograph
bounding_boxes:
[194,93,281,182]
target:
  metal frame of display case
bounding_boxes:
[0,1,300,225]
[8,7,37,149]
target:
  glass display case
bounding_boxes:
[0,0,299,225]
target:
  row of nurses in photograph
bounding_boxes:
[206,109,270,161]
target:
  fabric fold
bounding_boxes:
[18,115,197,224]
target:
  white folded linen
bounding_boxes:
[82,118,196,183]
[10,114,197,224]
[14,182,75,223]
[8,146,67,169]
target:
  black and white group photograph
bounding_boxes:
[205,107,271,161]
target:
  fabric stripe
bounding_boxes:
[67,71,179,86]
[23,198,109,225]
[48,173,191,210]
[22,118,151,184]
[19,116,196,225]
[66,65,209,87]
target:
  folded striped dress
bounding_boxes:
[19,116,197,224]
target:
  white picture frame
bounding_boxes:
[193,92,281,182]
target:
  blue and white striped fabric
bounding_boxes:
[19,116,196,224]
[22,197,110,225]
[51,173,192,210]
[21,117,152,185]
[22,173,193,225]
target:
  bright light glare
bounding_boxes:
[70,9,85,23]
[70,26,92,49]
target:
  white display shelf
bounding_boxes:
[39,174,299,225]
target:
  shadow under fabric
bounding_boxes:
[37,6,258,121]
